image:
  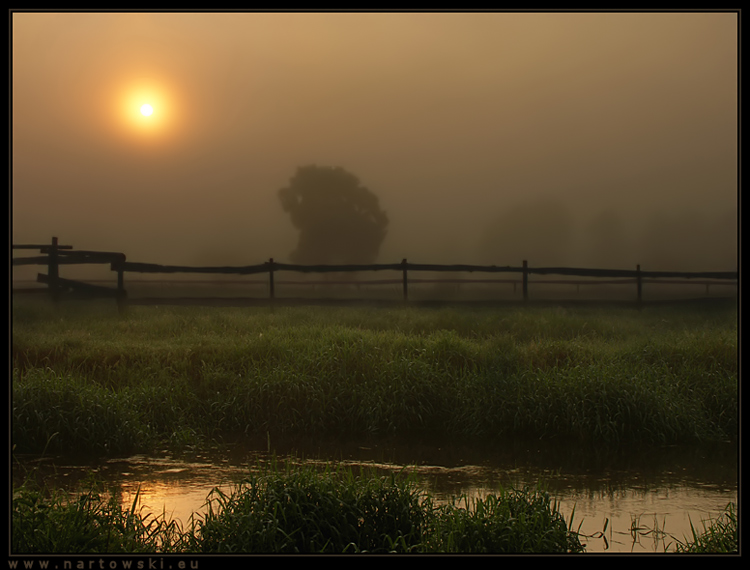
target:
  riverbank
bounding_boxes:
[12,298,737,456]
[11,458,737,554]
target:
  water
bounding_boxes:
[13,437,737,554]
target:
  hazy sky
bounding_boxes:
[12,11,738,272]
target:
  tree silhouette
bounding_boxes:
[278,165,389,265]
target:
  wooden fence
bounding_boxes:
[12,237,127,312]
[12,237,739,312]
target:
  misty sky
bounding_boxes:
[12,11,738,273]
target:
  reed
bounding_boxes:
[11,476,186,554]
[422,485,585,553]
[672,503,738,553]
[191,461,429,553]
[11,298,737,455]
[12,463,584,554]
[15,465,734,554]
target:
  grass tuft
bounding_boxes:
[672,503,738,553]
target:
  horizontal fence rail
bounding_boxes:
[12,277,739,287]
[12,237,738,311]
[109,260,737,280]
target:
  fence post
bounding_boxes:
[402,258,408,301]
[116,266,126,314]
[48,236,60,304]
[522,260,528,301]
[268,258,275,300]
[636,264,642,305]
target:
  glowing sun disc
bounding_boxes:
[140,104,154,116]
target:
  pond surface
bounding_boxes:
[13,436,737,554]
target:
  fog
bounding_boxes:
[12,12,738,277]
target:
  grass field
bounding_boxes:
[11,296,737,457]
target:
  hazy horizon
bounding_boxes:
[12,11,738,278]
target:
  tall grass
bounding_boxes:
[11,476,187,554]
[11,298,737,456]
[12,462,585,554]
[15,462,735,554]
[193,461,429,553]
[422,485,585,553]
[672,503,738,554]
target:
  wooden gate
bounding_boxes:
[12,237,127,313]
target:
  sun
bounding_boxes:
[113,79,182,144]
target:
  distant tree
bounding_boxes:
[278,165,389,265]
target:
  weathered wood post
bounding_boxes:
[115,254,127,315]
[268,258,275,300]
[636,264,642,305]
[48,236,60,304]
[402,258,408,301]
[522,260,529,302]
